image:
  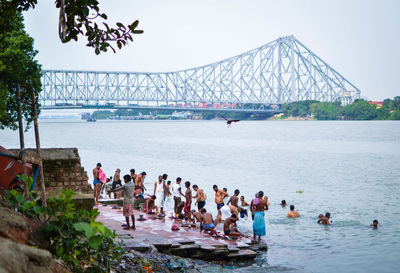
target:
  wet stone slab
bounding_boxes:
[96,203,266,261]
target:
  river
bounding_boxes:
[1,120,400,273]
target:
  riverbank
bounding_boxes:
[97,201,268,272]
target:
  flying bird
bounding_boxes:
[222,116,240,127]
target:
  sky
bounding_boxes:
[23,0,400,101]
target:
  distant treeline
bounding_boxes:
[281,97,400,120]
[91,108,272,120]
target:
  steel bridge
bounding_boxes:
[40,35,360,112]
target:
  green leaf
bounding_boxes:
[88,235,103,250]
[129,20,139,30]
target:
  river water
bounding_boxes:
[1,120,400,273]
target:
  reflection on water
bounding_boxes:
[1,120,400,273]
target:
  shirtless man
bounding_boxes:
[239,195,249,218]
[200,208,217,231]
[175,201,186,219]
[224,214,242,237]
[370,219,379,229]
[144,195,156,212]
[250,191,268,242]
[181,181,192,223]
[213,185,229,215]
[130,168,136,184]
[192,184,206,211]
[318,212,331,225]
[92,163,102,205]
[191,210,203,225]
[288,205,300,218]
[227,189,240,207]
[135,171,147,193]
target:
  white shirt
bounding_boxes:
[172,183,181,198]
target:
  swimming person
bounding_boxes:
[172,177,182,216]
[108,174,136,230]
[181,181,192,223]
[251,191,268,242]
[192,184,206,211]
[92,163,102,205]
[370,219,379,229]
[154,175,166,215]
[288,205,300,218]
[281,200,287,207]
[318,212,331,225]
[213,185,229,215]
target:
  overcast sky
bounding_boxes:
[23,0,400,101]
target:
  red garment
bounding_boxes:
[184,199,192,213]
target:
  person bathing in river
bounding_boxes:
[172,177,183,216]
[228,189,247,218]
[281,200,287,207]
[166,180,172,197]
[154,175,166,215]
[251,191,268,242]
[181,181,192,223]
[370,219,379,229]
[191,209,203,226]
[318,212,331,225]
[92,163,102,205]
[192,184,206,211]
[108,174,136,230]
[213,185,229,216]
[112,169,122,198]
[239,195,249,219]
[144,195,156,213]
[288,205,300,218]
[135,171,147,193]
[200,208,217,232]
[224,214,242,238]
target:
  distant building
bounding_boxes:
[369,101,383,108]
[341,91,352,106]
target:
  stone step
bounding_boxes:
[170,244,200,257]
[98,199,124,206]
[227,246,240,253]
[123,240,152,252]
[227,249,257,260]
[176,239,196,245]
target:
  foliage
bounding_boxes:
[310,102,340,120]
[41,189,124,272]
[382,96,400,111]
[0,12,42,130]
[282,100,317,117]
[5,175,41,218]
[341,99,377,120]
[5,186,124,273]
[0,0,143,55]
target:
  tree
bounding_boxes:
[0,0,143,55]
[0,12,41,130]
[341,99,377,120]
[311,102,339,120]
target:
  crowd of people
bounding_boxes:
[92,163,380,241]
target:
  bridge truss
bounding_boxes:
[40,35,360,110]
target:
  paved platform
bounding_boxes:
[96,202,267,261]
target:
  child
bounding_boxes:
[108,174,135,230]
